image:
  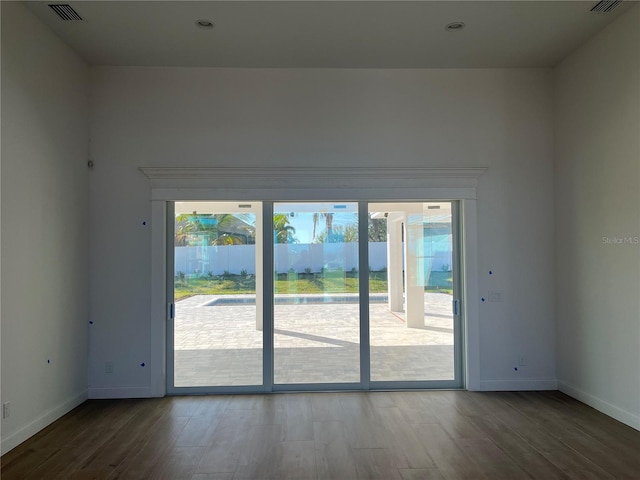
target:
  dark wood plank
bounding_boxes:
[352,448,402,480]
[2,400,123,480]
[149,446,205,480]
[249,394,285,426]
[24,400,147,480]
[390,391,441,425]
[491,396,616,480]
[190,474,234,480]
[73,399,168,478]
[456,437,530,480]
[278,440,317,480]
[411,422,489,479]
[338,394,387,449]
[533,391,640,468]
[399,467,446,480]
[502,391,640,479]
[314,419,359,480]
[310,392,344,422]
[233,424,283,479]
[107,412,190,479]
[2,391,640,480]
[194,409,253,474]
[466,413,570,480]
[373,406,436,469]
[174,415,221,447]
[281,393,314,441]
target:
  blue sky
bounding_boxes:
[274,203,358,244]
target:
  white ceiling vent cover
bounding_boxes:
[48,4,84,21]
[590,1,623,13]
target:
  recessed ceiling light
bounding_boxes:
[445,22,466,32]
[195,19,214,30]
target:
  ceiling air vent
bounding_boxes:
[48,4,84,21]
[590,0,623,13]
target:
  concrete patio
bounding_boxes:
[174,292,455,386]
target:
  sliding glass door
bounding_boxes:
[273,202,360,385]
[168,200,462,392]
[368,202,460,384]
[170,201,263,389]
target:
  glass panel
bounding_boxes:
[273,202,360,384]
[173,201,263,387]
[368,202,455,381]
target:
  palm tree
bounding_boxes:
[175,212,255,246]
[312,212,334,242]
[273,214,297,244]
[314,224,358,243]
[175,212,206,246]
[211,214,255,245]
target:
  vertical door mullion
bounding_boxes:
[451,200,464,388]
[165,202,175,393]
[358,202,371,389]
[262,202,274,392]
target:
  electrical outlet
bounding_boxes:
[3,402,10,419]
[518,356,527,366]
[105,361,114,374]
[488,291,503,302]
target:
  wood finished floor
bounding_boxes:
[2,391,640,480]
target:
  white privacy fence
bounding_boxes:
[174,241,452,275]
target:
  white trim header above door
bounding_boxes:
[139,166,487,201]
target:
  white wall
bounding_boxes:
[555,5,640,429]
[88,66,556,395]
[1,2,90,453]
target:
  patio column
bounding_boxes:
[404,214,425,328]
[255,210,263,331]
[386,214,404,312]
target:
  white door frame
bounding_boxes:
[142,166,485,396]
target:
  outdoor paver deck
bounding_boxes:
[174,293,454,386]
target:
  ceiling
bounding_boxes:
[24,1,636,68]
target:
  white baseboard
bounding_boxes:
[1,390,87,455]
[558,381,640,431]
[88,385,152,399]
[477,378,558,391]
